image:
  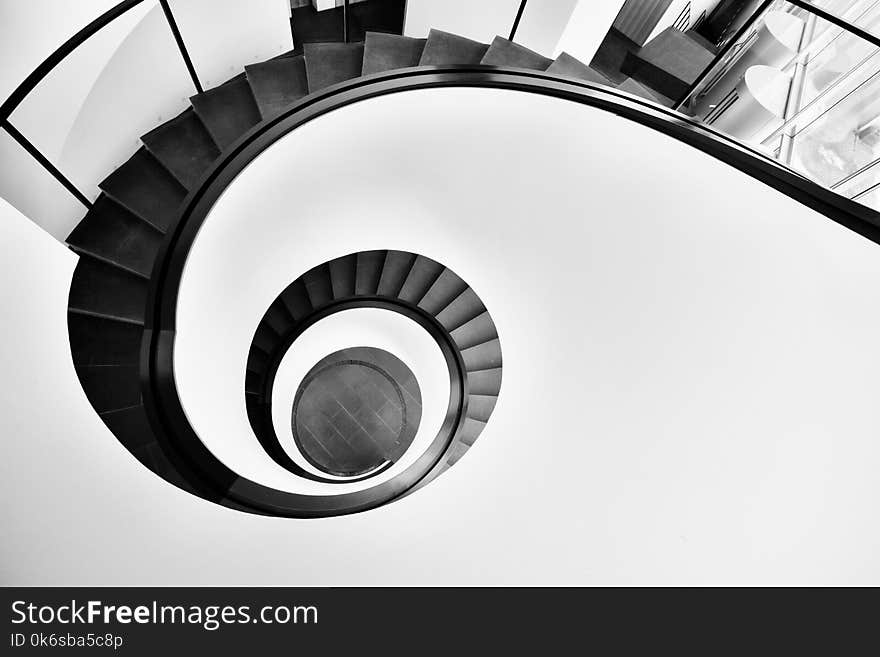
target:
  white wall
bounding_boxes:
[555,0,629,60]
[167,0,292,89]
[0,0,123,103]
[512,0,579,55]
[404,0,522,42]
[4,87,880,585]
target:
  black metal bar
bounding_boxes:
[159,0,203,94]
[1,120,92,210]
[0,0,146,122]
[343,0,351,43]
[787,0,880,49]
[509,0,528,41]
[673,0,774,111]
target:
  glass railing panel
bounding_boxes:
[166,0,292,90]
[789,61,880,187]
[796,0,880,38]
[832,156,880,196]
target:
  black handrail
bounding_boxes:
[137,65,880,517]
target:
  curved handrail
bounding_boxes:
[139,66,880,516]
[0,0,146,123]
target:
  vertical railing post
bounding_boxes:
[159,0,203,93]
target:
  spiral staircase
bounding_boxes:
[58,2,880,518]
[65,27,598,515]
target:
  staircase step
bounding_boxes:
[99,147,186,232]
[100,404,156,451]
[246,369,263,395]
[245,55,309,118]
[459,416,488,446]
[362,32,426,75]
[447,441,470,466]
[467,367,502,397]
[67,195,162,278]
[546,52,612,85]
[304,42,365,92]
[131,440,195,493]
[355,250,385,295]
[460,338,502,372]
[329,253,357,299]
[467,394,497,422]
[450,312,498,352]
[617,78,669,105]
[418,268,467,315]
[247,346,270,376]
[435,288,486,332]
[68,256,149,324]
[252,322,278,354]
[281,278,314,320]
[302,263,334,308]
[377,250,416,297]
[141,108,221,190]
[291,4,345,47]
[397,255,444,304]
[264,301,294,336]
[419,29,489,65]
[76,365,141,413]
[480,36,553,70]
[68,312,143,367]
[191,77,262,151]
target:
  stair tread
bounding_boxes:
[77,364,141,413]
[355,250,385,296]
[100,404,156,451]
[418,268,467,315]
[99,147,186,232]
[362,32,426,75]
[467,367,502,397]
[68,255,149,324]
[397,255,444,304]
[419,29,489,65]
[480,36,553,70]
[191,77,262,151]
[68,312,143,367]
[460,337,502,372]
[467,394,497,422]
[329,253,357,299]
[435,287,485,332]
[450,310,498,351]
[377,250,416,297]
[67,195,162,278]
[459,416,487,447]
[546,52,612,85]
[245,55,309,118]
[141,108,221,190]
[281,279,313,320]
[304,42,365,92]
[302,263,334,308]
